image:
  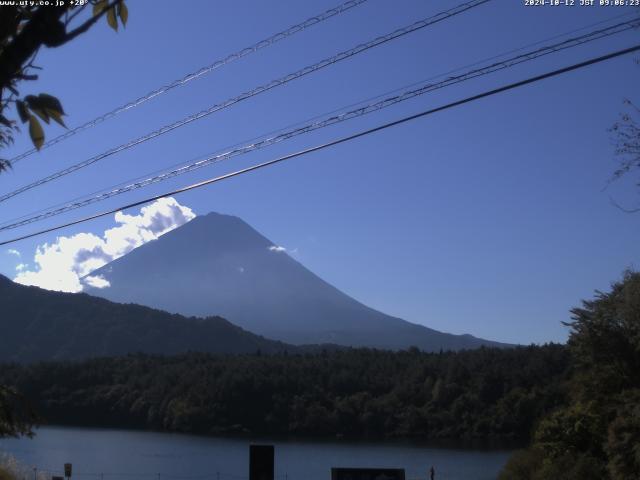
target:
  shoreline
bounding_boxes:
[9,424,523,452]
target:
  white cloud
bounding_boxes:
[269,245,287,253]
[7,249,20,257]
[14,197,195,293]
[15,263,27,272]
[84,275,111,289]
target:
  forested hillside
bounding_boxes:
[0,275,292,362]
[84,212,509,351]
[0,345,568,440]
[500,271,640,480]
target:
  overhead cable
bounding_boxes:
[9,0,370,164]
[1,18,637,232]
[0,0,492,204]
[1,43,638,246]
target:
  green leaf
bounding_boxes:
[31,108,50,124]
[47,109,67,128]
[16,100,29,123]
[118,2,128,27]
[37,93,65,115]
[93,0,107,16]
[24,94,38,106]
[28,115,45,150]
[107,8,118,31]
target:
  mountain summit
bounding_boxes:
[84,212,508,351]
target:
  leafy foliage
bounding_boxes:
[0,454,51,480]
[0,344,569,441]
[0,385,38,438]
[611,99,640,182]
[609,96,640,211]
[500,271,640,480]
[0,1,131,433]
[0,0,128,169]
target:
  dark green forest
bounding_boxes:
[0,344,568,441]
[499,271,640,480]
[1,272,638,479]
[0,274,294,362]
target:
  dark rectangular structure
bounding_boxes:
[331,468,405,480]
[249,444,274,480]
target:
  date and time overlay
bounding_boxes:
[0,0,639,8]
[524,0,639,6]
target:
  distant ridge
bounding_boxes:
[0,274,296,363]
[84,212,511,351]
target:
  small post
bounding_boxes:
[249,445,274,480]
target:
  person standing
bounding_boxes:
[429,466,435,480]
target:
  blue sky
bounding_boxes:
[0,0,639,344]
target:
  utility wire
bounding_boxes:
[0,0,492,204]
[8,0,369,164]
[2,43,638,247]
[1,17,637,232]
[2,9,635,230]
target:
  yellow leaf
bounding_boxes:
[93,0,107,16]
[118,2,129,27]
[107,8,118,31]
[47,109,66,128]
[38,93,65,115]
[31,108,50,124]
[28,115,44,150]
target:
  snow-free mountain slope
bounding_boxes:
[84,212,509,351]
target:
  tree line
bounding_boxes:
[2,271,638,479]
[0,344,569,442]
[499,271,640,480]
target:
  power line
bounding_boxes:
[0,0,492,204]
[8,0,369,164]
[2,9,635,230]
[1,17,637,232]
[2,43,638,247]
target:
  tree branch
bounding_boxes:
[0,7,67,92]
[62,0,122,43]
[0,0,121,93]
[65,4,87,26]
[608,195,640,213]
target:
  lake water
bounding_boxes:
[0,427,512,480]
